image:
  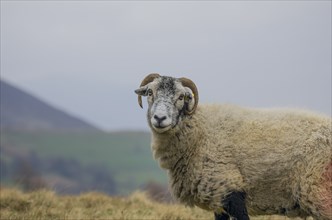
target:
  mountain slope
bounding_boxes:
[0,80,99,131]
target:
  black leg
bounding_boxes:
[220,191,250,220]
[214,212,230,220]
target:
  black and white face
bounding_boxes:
[135,76,196,133]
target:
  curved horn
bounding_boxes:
[179,77,199,115]
[137,73,160,108]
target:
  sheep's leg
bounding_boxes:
[214,212,230,220]
[215,192,250,220]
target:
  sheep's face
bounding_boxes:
[135,75,198,134]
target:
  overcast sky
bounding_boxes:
[1,1,331,131]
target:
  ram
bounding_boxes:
[135,73,332,220]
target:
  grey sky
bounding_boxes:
[1,1,331,131]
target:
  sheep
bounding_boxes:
[134,73,332,220]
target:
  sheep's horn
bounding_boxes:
[179,77,199,115]
[137,73,160,108]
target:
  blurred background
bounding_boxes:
[1,1,331,200]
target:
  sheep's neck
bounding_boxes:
[151,121,201,171]
[151,122,203,206]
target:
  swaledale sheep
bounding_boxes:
[135,74,332,220]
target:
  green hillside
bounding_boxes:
[0,130,167,195]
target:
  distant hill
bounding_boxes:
[0,80,166,196]
[0,80,99,131]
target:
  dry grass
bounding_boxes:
[0,188,297,220]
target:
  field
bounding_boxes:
[0,187,297,220]
[0,130,167,194]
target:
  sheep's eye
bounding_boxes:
[178,94,184,100]
[147,89,153,96]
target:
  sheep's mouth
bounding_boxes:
[152,124,172,133]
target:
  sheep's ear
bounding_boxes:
[179,77,199,115]
[184,88,195,113]
[135,86,148,96]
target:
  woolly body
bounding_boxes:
[151,104,332,219]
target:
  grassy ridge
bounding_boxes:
[0,131,167,194]
[0,188,297,220]
[0,188,210,220]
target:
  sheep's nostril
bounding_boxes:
[154,115,167,124]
